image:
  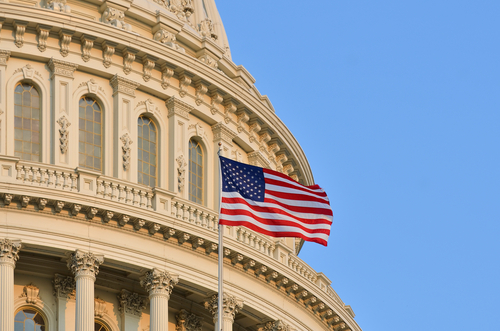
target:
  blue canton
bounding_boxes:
[220,156,265,202]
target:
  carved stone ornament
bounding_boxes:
[102,7,132,31]
[94,298,108,318]
[57,115,71,154]
[142,56,157,82]
[120,133,133,171]
[179,73,191,98]
[198,54,218,69]
[195,82,208,106]
[237,112,250,133]
[123,48,137,75]
[154,29,186,53]
[210,92,223,115]
[81,35,96,62]
[36,25,51,52]
[110,74,140,97]
[102,41,117,69]
[204,293,243,323]
[47,0,71,13]
[117,289,147,317]
[48,58,78,79]
[13,21,27,48]
[53,274,76,298]
[257,320,291,331]
[59,30,74,57]
[176,155,186,193]
[154,0,194,23]
[198,18,217,41]
[67,250,104,278]
[0,239,22,263]
[0,50,11,66]
[161,65,174,89]
[176,309,202,331]
[248,151,270,169]
[20,284,40,304]
[140,268,179,297]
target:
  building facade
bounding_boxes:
[0,0,361,330]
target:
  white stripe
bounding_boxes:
[220,214,330,241]
[264,172,326,194]
[265,183,330,202]
[221,202,332,229]
[222,191,333,220]
[264,191,331,209]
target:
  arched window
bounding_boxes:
[14,82,41,161]
[189,139,203,204]
[15,307,46,331]
[137,115,157,187]
[95,320,109,331]
[79,96,103,171]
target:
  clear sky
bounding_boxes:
[217,1,500,330]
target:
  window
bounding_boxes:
[79,96,102,171]
[189,139,203,204]
[14,308,46,331]
[94,320,109,331]
[137,115,157,187]
[14,82,41,161]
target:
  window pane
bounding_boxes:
[137,115,157,187]
[79,97,103,171]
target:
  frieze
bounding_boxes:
[110,74,140,97]
[212,122,237,144]
[166,96,192,119]
[48,58,78,79]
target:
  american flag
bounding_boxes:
[219,156,333,246]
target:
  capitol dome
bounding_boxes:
[0,0,361,330]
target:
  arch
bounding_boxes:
[137,114,158,187]
[95,317,119,331]
[72,80,112,175]
[14,298,56,331]
[186,123,213,207]
[78,95,103,172]
[188,137,204,204]
[5,71,50,162]
[13,82,42,162]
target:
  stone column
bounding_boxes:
[48,58,78,166]
[0,239,21,331]
[204,293,243,331]
[117,289,147,331]
[67,250,104,331]
[140,268,179,331]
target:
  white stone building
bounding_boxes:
[0,0,361,330]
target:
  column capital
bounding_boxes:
[212,122,237,145]
[117,289,147,317]
[166,96,192,120]
[204,293,243,323]
[48,57,78,79]
[257,320,291,331]
[0,50,11,66]
[110,74,140,97]
[67,250,104,279]
[0,239,22,265]
[175,309,202,331]
[140,268,178,298]
[53,273,76,299]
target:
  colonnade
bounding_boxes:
[0,239,244,331]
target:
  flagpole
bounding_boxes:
[217,143,224,331]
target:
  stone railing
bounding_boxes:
[96,177,154,210]
[236,227,276,258]
[15,163,78,191]
[288,255,318,283]
[170,198,218,231]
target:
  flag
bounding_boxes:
[218,156,333,246]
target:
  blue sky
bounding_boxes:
[217,1,500,330]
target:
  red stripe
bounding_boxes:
[265,189,331,205]
[220,208,332,232]
[222,196,333,223]
[218,219,328,246]
[264,178,328,197]
[263,196,333,217]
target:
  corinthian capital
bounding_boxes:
[0,239,22,264]
[140,268,178,298]
[117,289,147,316]
[204,293,244,323]
[67,250,104,278]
